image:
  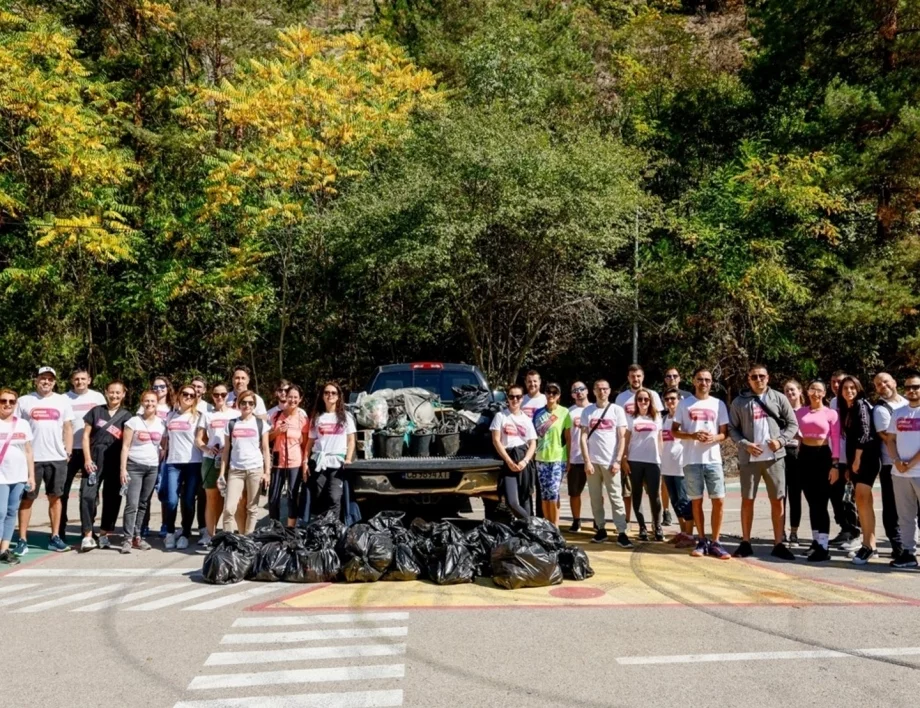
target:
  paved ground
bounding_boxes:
[1,483,918,708]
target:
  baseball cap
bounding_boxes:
[37,366,57,378]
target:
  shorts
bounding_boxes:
[850,459,881,488]
[567,463,586,497]
[536,461,565,502]
[27,460,67,500]
[621,468,632,497]
[740,458,786,501]
[201,457,220,490]
[662,474,693,521]
[684,463,725,501]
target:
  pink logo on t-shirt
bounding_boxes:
[156,410,169,420]
[30,408,61,421]
[633,422,657,432]
[210,420,228,430]
[502,424,519,437]
[73,403,94,412]
[318,423,344,436]
[136,432,162,443]
[168,420,192,431]
[594,418,614,431]
[896,418,920,432]
[233,427,258,438]
[753,407,768,420]
[572,418,583,429]
[662,430,675,442]
[625,403,636,415]
[107,426,123,440]
[689,409,716,422]
[0,432,26,441]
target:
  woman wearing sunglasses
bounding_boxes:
[120,390,167,553]
[138,375,173,538]
[0,390,35,565]
[195,383,239,543]
[490,385,537,520]
[304,383,356,522]
[162,384,203,550]
[623,387,664,541]
[532,383,572,527]
[219,390,270,533]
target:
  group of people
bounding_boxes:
[490,366,920,569]
[0,366,357,563]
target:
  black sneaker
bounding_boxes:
[800,540,819,557]
[890,545,904,560]
[616,532,634,549]
[771,543,796,561]
[890,551,919,569]
[807,546,831,562]
[569,519,582,533]
[662,510,673,527]
[654,527,664,542]
[733,541,754,558]
[638,527,649,542]
[591,529,608,544]
[0,550,20,565]
[829,531,854,547]
[851,546,877,565]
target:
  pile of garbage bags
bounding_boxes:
[202,512,594,589]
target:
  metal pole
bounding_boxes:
[632,208,639,364]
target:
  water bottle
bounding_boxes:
[87,471,97,486]
[120,476,130,496]
[217,475,227,498]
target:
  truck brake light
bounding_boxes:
[411,362,444,370]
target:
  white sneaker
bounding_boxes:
[164,532,177,550]
[97,535,111,550]
[198,530,211,547]
[80,536,97,553]
[176,535,189,550]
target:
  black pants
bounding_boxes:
[59,454,85,537]
[800,445,833,534]
[784,446,803,528]
[499,446,531,519]
[309,465,345,522]
[830,465,860,535]
[268,467,306,523]
[628,460,661,529]
[79,447,122,535]
[514,449,536,517]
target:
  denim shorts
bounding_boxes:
[684,463,725,500]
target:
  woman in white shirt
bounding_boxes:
[0,389,35,565]
[140,375,173,539]
[490,385,537,520]
[623,388,664,542]
[120,390,167,553]
[304,382,356,523]
[162,384,203,550]
[195,382,239,542]
[219,390,270,534]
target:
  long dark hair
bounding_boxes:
[314,381,346,426]
[151,374,174,408]
[837,375,866,427]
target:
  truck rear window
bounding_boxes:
[370,370,484,402]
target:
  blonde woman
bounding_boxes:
[219,390,270,533]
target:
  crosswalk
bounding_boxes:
[174,611,410,707]
[0,568,291,613]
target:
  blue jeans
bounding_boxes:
[160,463,202,535]
[662,475,693,521]
[684,463,725,500]
[0,483,26,542]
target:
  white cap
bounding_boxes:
[37,366,57,378]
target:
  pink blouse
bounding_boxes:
[795,406,840,458]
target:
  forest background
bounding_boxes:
[2,0,919,399]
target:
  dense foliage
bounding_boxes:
[1,0,919,396]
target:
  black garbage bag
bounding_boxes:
[249,539,298,582]
[336,524,395,583]
[284,547,342,583]
[383,543,423,581]
[250,519,291,544]
[427,543,475,585]
[491,537,563,590]
[296,513,346,550]
[452,384,491,412]
[369,510,406,532]
[201,532,259,585]
[464,520,514,577]
[511,517,567,552]
[412,519,465,559]
[558,546,595,581]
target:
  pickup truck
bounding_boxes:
[348,362,504,516]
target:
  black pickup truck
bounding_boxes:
[348,362,504,514]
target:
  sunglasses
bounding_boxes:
[905,384,920,392]
[749,374,768,380]
[239,400,255,407]
[152,384,167,390]
[212,392,227,398]
[571,387,587,394]
[636,397,651,402]
[507,394,523,400]
[323,391,339,397]
[0,398,16,405]
[180,391,196,398]
[547,391,561,397]
[664,397,678,403]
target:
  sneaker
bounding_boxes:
[662,510,673,527]
[691,538,708,557]
[132,537,152,551]
[800,540,819,557]
[13,537,28,556]
[789,531,800,547]
[890,551,919,569]
[851,546,877,565]
[829,531,854,547]
[79,536,97,553]
[770,543,796,561]
[638,527,649,542]
[197,530,211,547]
[0,550,21,565]
[591,529,608,544]
[98,534,112,550]
[733,541,754,558]
[708,540,731,560]
[890,546,904,560]
[675,533,697,549]
[616,532,634,549]
[807,546,831,562]
[140,526,150,538]
[48,535,71,553]
[840,537,862,552]
[164,532,177,550]
[654,528,665,542]
[158,523,168,538]
[176,535,189,550]
[120,540,132,554]
[569,519,582,533]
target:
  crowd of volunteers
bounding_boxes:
[0,362,918,571]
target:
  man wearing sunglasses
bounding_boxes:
[661,368,692,401]
[567,381,590,532]
[885,372,920,569]
[729,364,799,560]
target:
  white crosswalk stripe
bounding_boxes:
[0,583,39,595]
[126,585,229,611]
[8,568,197,578]
[13,583,129,613]
[188,664,406,690]
[232,612,409,627]
[205,644,407,667]
[75,583,188,612]
[174,690,404,708]
[222,627,409,645]
[0,583,91,607]
[183,585,282,611]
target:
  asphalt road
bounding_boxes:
[1,483,918,708]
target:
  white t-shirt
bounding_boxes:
[309,412,357,467]
[580,403,628,467]
[568,405,587,463]
[616,390,664,417]
[226,416,266,470]
[0,417,33,484]
[125,416,166,466]
[490,410,537,449]
[137,402,172,421]
[661,413,684,477]
[165,410,204,464]
[521,394,547,420]
[674,396,730,465]
[196,399,213,415]
[875,396,908,466]
[887,405,920,477]
[15,392,74,462]
[226,391,267,416]
[750,402,775,463]
[627,414,662,464]
[67,390,106,450]
[830,397,847,464]
[197,408,241,459]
